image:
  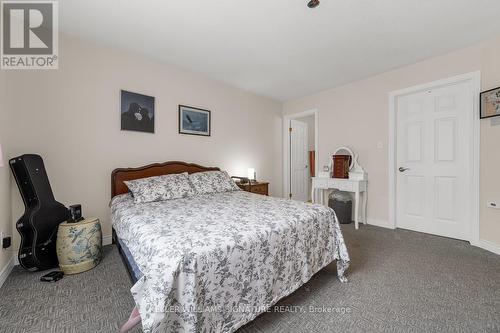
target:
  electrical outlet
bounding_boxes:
[487,201,499,209]
[2,236,11,249]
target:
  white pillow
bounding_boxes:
[124,172,194,203]
[189,171,240,195]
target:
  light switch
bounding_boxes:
[377,141,384,149]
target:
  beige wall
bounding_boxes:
[0,71,13,270]
[3,34,282,251]
[283,36,500,246]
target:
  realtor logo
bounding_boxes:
[1,0,58,69]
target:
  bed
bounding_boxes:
[110,161,350,333]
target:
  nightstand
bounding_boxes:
[237,181,269,196]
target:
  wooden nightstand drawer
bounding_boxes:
[237,182,269,196]
[249,184,268,195]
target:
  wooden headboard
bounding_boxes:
[111,161,220,198]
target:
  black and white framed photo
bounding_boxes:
[179,105,211,136]
[121,90,155,133]
[480,87,500,119]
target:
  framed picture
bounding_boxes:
[121,90,155,133]
[179,105,211,136]
[480,87,500,119]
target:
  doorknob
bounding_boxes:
[399,167,410,172]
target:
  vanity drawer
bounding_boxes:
[330,181,355,192]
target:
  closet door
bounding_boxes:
[396,80,472,240]
[290,119,309,202]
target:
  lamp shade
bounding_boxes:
[0,144,4,167]
[247,168,255,180]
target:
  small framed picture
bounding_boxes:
[121,90,155,133]
[179,105,211,136]
[480,87,500,119]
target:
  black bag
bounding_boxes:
[329,197,352,224]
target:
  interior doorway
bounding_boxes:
[283,110,318,201]
[389,72,480,242]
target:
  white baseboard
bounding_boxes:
[365,222,499,256]
[366,218,395,229]
[102,234,113,246]
[472,239,500,256]
[0,256,15,289]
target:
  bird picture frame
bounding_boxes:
[178,105,211,136]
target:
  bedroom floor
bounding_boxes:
[0,224,499,333]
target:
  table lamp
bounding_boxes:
[247,168,255,182]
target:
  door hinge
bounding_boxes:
[289,193,292,198]
[289,127,292,132]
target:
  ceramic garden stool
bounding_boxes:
[56,217,102,274]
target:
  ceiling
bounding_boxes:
[60,0,500,101]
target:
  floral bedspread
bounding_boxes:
[111,190,350,333]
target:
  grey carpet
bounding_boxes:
[0,224,499,333]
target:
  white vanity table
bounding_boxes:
[311,177,368,230]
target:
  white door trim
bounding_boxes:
[283,109,319,199]
[388,71,481,243]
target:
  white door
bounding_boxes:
[396,80,473,240]
[290,119,309,201]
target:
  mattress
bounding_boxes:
[115,233,143,283]
[111,190,350,333]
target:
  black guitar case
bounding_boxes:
[9,154,69,271]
